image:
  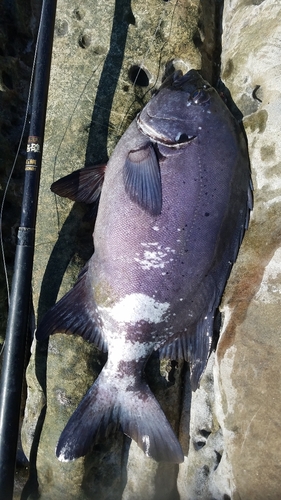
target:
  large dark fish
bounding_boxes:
[36,70,252,464]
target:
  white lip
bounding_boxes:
[137,114,168,143]
[137,114,196,148]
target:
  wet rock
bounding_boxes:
[178,354,230,500]
[215,1,281,499]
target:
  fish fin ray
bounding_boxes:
[243,180,253,232]
[159,312,214,391]
[56,379,116,461]
[51,164,106,204]
[36,265,106,351]
[123,143,162,216]
[188,313,214,390]
[121,383,184,463]
[56,374,184,463]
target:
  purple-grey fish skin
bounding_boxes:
[36,70,252,464]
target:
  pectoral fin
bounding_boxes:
[51,164,106,204]
[123,143,162,216]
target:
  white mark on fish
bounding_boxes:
[102,293,170,325]
[142,434,151,456]
[135,250,167,270]
[105,336,154,364]
[57,445,72,462]
[134,243,176,270]
[141,242,158,247]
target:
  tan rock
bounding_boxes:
[215,1,281,499]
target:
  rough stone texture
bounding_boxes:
[214,1,281,499]
[177,354,229,500]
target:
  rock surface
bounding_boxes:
[215,1,281,499]
[1,0,280,498]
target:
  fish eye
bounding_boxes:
[192,89,210,105]
[175,132,195,143]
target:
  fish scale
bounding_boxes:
[36,69,252,463]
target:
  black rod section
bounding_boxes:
[0,0,57,497]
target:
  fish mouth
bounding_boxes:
[137,114,196,148]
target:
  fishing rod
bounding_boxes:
[0,0,57,497]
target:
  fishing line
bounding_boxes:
[0,9,43,354]
[52,60,104,233]
[52,0,180,207]
[52,4,175,232]
[115,0,180,137]
[25,2,179,243]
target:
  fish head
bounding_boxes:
[137,69,218,148]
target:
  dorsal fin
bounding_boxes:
[123,143,162,216]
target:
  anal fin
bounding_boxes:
[159,312,214,391]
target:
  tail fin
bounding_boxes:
[56,372,184,463]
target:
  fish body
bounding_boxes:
[37,70,252,463]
